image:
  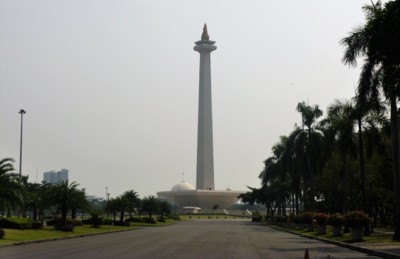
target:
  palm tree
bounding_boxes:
[48,181,87,225]
[0,158,22,215]
[159,200,171,221]
[321,99,357,213]
[141,195,159,219]
[122,190,139,218]
[294,101,324,211]
[341,0,400,240]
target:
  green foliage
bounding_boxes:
[326,213,344,227]
[47,218,81,231]
[141,195,159,218]
[0,217,41,230]
[125,217,145,223]
[113,221,130,226]
[344,211,372,229]
[102,218,113,225]
[0,158,22,213]
[143,217,157,224]
[300,212,316,224]
[314,213,329,225]
[0,228,4,239]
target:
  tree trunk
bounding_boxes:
[343,154,349,214]
[358,117,367,212]
[390,93,400,240]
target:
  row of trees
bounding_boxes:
[241,0,400,240]
[105,191,171,222]
[0,158,170,226]
[0,157,87,225]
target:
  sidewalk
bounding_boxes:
[268,225,400,259]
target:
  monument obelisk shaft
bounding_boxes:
[194,24,217,190]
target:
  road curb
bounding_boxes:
[267,225,400,259]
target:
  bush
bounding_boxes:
[143,217,157,224]
[326,213,343,227]
[47,219,82,227]
[0,228,4,239]
[54,223,74,232]
[173,215,181,221]
[300,212,315,224]
[0,217,41,230]
[47,219,75,232]
[156,217,166,222]
[126,217,144,223]
[344,211,371,229]
[314,213,329,225]
[113,221,130,226]
[103,218,113,225]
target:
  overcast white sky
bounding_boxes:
[1,0,375,199]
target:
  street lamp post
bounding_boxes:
[18,109,26,178]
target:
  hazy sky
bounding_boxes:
[1,0,375,199]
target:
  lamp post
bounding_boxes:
[18,109,26,178]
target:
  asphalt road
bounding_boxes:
[0,219,382,259]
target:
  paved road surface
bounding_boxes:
[0,220,382,258]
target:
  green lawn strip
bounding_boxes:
[0,219,177,245]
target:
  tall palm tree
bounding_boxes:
[321,99,357,213]
[341,0,400,240]
[352,96,386,213]
[294,101,324,211]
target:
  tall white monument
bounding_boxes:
[157,25,245,210]
[194,24,216,190]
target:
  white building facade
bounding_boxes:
[43,169,69,184]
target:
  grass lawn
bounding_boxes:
[0,219,177,245]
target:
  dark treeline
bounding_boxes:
[240,0,400,240]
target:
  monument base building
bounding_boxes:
[157,182,244,210]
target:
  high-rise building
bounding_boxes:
[43,169,69,184]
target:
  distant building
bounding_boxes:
[43,169,69,184]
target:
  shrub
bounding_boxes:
[143,217,157,224]
[156,217,166,222]
[54,223,74,232]
[344,211,371,229]
[47,219,75,232]
[173,215,181,221]
[314,213,329,225]
[0,228,4,239]
[0,217,41,230]
[327,213,343,227]
[113,221,130,226]
[103,218,113,225]
[300,212,315,224]
[126,217,144,223]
